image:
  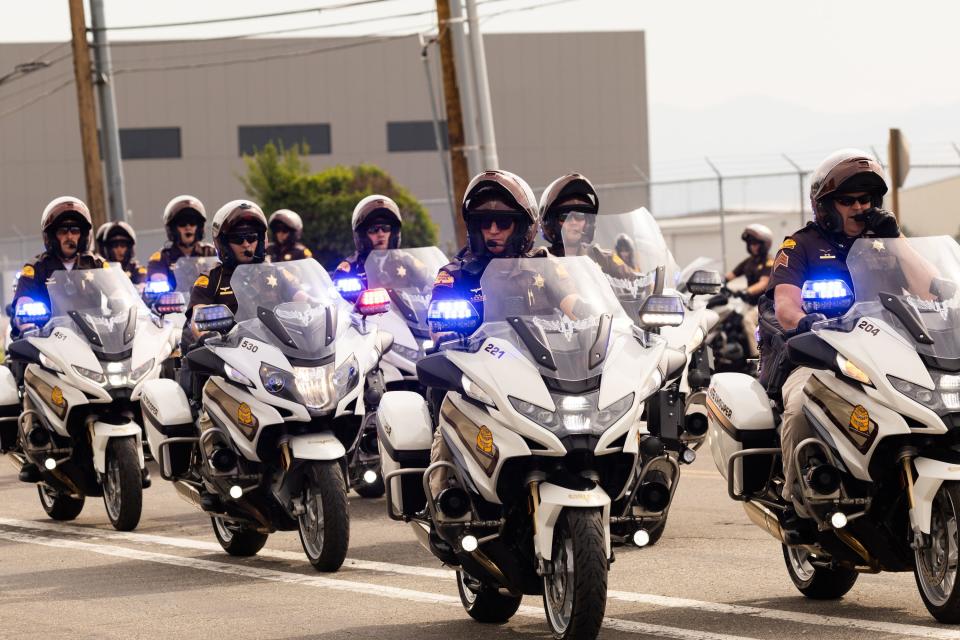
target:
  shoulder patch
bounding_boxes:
[21,264,35,278]
[780,238,797,250]
[150,251,162,262]
[336,261,351,273]
[138,266,147,274]
[773,253,789,272]
[304,248,313,258]
[612,253,625,266]
[194,274,209,288]
[102,261,110,268]
[434,270,455,287]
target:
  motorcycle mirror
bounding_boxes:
[686,269,723,296]
[426,299,481,335]
[638,294,685,329]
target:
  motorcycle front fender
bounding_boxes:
[288,432,346,462]
[91,421,144,473]
[533,481,611,562]
[912,457,960,534]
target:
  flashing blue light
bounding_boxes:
[15,301,50,319]
[335,277,363,293]
[801,279,853,313]
[428,299,476,321]
[145,280,171,295]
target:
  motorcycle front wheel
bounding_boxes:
[102,436,143,531]
[543,508,607,640]
[914,481,960,623]
[457,569,521,623]
[38,484,84,521]
[298,461,349,572]
[782,544,857,599]
[211,516,268,556]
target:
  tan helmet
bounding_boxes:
[351,195,402,254]
[162,195,207,243]
[95,221,112,257]
[41,196,93,254]
[268,209,304,241]
[538,173,599,247]
[741,223,773,255]
[809,149,888,234]
[462,170,538,257]
[104,220,137,262]
[211,200,268,267]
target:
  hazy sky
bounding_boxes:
[2,0,958,174]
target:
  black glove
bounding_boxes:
[858,207,900,238]
[795,313,826,335]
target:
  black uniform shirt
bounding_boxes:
[732,254,774,287]
[765,223,855,301]
[147,242,217,289]
[11,252,105,337]
[266,242,313,263]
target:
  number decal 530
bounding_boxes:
[484,343,506,359]
[857,320,880,337]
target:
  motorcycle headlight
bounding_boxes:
[224,364,254,387]
[332,355,359,400]
[72,364,105,384]
[888,374,960,415]
[294,366,333,410]
[509,391,635,435]
[462,374,495,407]
[391,343,420,362]
[130,358,155,382]
[510,397,559,429]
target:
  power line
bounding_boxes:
[0,46,71,92]
[93,0,396,32]
[0,77,74,121]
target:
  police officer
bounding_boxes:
[147,195,216,288]
[333,195,403,296]
[539,172,636,279]
[266,209,313,262]
[12,197,105,337]
[762,149,902,534]
[726,223,774,356]
[102,221,147,287]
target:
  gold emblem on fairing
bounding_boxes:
[533,273,545,289]
[476,426,495,457]
[266,274,278,288]
[237,403,254,426]
[849,405,870,433]
[51,386,65,408]
[397,265,407,277]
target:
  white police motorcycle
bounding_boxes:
[377,256,686,639]
[140,259,391,571]
[6,266,174,530]
[707,235,960,622]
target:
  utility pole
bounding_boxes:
[888,128,910,223]
[418,34,457,227]
[68,0,107,230]
[464,0,498,170]
[90,0,127,222]
[448,0,481,177]
[705,157,727,270]
[434,0,469,247]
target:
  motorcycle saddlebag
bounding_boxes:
[706,373,778,496]
[140,379,195,478]
[377,391,433,517]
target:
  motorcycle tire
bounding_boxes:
[782,544,858,599]
[298,461,350,572]
[913,480,960,622]
[457,570,521,623]
[102,437,143,531]
[543,508,607,640]
[211,516,268,556]
[37,484,84,521]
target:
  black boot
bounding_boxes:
[780,506,817,545]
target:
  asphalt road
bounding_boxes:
[0,454,955,640]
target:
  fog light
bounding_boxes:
[229,485,243,499]
[830,512,848,529]
[633,529,650,547]
[461,535,478,552]
[43,457,57,470]
[681,447,697,464]
[363,469,378,484]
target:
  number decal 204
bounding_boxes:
[484,343,505,359]
[857,320,880,337]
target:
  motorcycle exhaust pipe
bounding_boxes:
[437,487,471,519]
[684,413,708,437]
[805,463,842,495]
[637,481,671,512]
[209,447,238,473]
[742,501,785,543]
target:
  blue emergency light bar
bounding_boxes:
[801,279,854,313]
[144,280,172,295]
[335,277,363,293]
[427,299,480,334]
[15,301,50,319]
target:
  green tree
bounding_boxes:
[240,142,439,268]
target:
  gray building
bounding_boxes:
[0,31,649,268]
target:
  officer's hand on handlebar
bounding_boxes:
[794,312,826,335]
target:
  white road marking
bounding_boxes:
[0,527,758,640]
[1,518,955,639]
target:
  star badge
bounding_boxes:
[266,274,278,288]
[533,273,544,288]
[872,239,885,252]
[84,271,95,282]
[397,265,407,277]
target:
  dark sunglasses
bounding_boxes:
[834,194,873,207]
[557,210,588,223]
[106,239,131,248]
[479,214,517,230]
[366,224,393,234]
[226,233,258,245]
[56,226,82,235]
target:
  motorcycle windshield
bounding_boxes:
[170,256,220,294]
[464,256,632,382]
[231,259,347,360]
[564,208,677,318]
[817,236,960,359]
[364,247,447,332]
[46,266,150,355]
